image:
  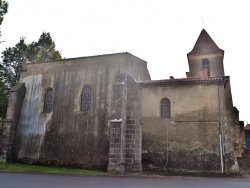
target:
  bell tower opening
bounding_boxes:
[202,58,210,77]
[187,29,225,78]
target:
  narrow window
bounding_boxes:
[160,98,170,118]
[81,86,91,112]
[44,88,53,112]
[202,58,210,77]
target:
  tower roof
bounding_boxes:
[188,29,224,55]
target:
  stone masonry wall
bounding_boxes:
[15,53,150,169]
[0,83,26,162]
[124,75,142,172]
[108,74,142,173]
[140,81,238,173]
[108,74,127,172]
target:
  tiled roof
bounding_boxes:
[245,124,250,130]
[188,29,224,55]
[139,76,229,85]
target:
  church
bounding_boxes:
[0,29,242,174]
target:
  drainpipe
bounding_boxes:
[218,82,225,174]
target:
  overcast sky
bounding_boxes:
[0,0,249,123]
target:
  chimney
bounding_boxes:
[186,72,190,80]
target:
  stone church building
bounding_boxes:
[0,29,242,174]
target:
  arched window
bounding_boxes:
[81,86,91,112]
[202,58,210,77]
[44,88,53,112]
[160,98,170,118]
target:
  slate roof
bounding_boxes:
[188,29,224,55]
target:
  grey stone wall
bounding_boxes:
[221,80,239,172]
[0,83,26,162]
[140,79,239,173]
[108,74,127,172]
[188,53,225,78]
[108,74,142,173]
[14,53,150,170]
[0,121,4,158]
[125,75,142,172]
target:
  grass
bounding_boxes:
[0,162,117,176]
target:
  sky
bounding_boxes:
[0,0,249,123]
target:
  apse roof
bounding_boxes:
[188,29,224,55]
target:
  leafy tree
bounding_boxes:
[1,38,27,88]
[0,0,8,41]
[0,62,10,120]
[0,0,8,120]
[27,32,62,63]
[0,0,8,25]
[0,74,9,120]
[0,32,62,119]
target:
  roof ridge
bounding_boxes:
[26,52,147,64]
[139,76,229,85]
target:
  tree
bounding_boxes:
[0,0,8,120]
[0,0,8,40]
[0,0,8,25]
[27,32,62,63]
[0,32,62,119]
[0,73,9,119]
[1,38,27,88]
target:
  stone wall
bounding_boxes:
[221,79,240,172]
[0,83,26,162]
[0,121,4,156]
[108,74,142,173]
[140,79,239,173]
[13,53,150,170]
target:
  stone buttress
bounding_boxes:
[108,74,142,173]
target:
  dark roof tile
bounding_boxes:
[188,29,224,55]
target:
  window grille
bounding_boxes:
[81,86,91,111]
[44,88,53,112]
[160,98,170,118]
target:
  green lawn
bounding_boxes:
[0,162,117,176]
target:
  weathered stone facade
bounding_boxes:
[0,29,242,174]
[108,74,142,172]
[0,53,150,171]
[0,83,26,162]
[140,78,238,173]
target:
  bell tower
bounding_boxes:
[187,29,225,78]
